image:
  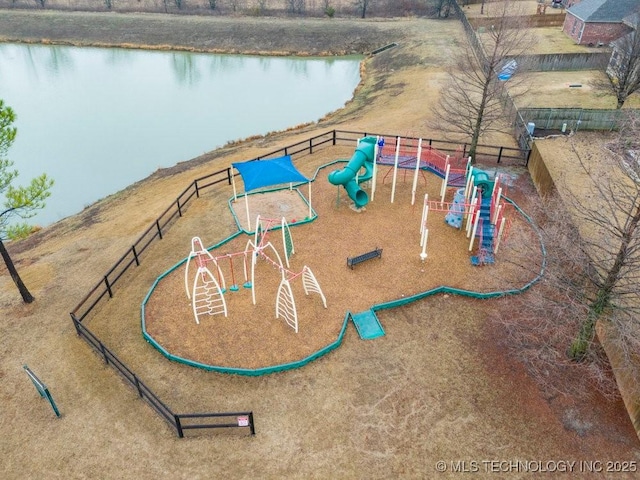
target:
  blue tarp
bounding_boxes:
[498,59,518,81]
[232,156,309,192]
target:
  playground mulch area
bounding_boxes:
[144,161,541,370]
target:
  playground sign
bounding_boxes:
[237,416,250,427]
[23,365,61,418]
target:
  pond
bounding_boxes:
[0,43,361,226]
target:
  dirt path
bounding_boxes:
[1,10,639,480]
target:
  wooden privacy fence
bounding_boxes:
[69,129,526,437]
[511,52,610,72]
[470,13,565,30]
[520,108,624,132]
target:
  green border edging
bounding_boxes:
[142,161,547,376]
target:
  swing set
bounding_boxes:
[184,215,327,333]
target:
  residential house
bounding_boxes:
[607,12,640,76]
[562,0,640,46]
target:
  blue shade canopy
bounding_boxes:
[232,155,310,192]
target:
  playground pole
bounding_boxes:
[469,213,480,251]
[466,190,478,238]
[390,136,400,203]
[440,164,450,204]
[420,228,429,261]
[464,166,474,203]
[251,250,257,305]
[490,176,500,223]
[244,194,251,231]
[466,197,476,238]
[494,216,507,254]
[308,182,312,220]
[371,136,380,202]
[411,138,423,206]
[492,188,502,225]
[232,170,238,201]
[420,194,428,234]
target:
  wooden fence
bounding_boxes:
[512,52,610,72]
[470,13,565,30]
[520,108,624,132]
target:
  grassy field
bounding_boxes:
[1,9,639,480]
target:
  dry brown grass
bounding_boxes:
[1,10,639,480]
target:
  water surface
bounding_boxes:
[0,44,361,226]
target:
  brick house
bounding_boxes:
[562,0,640,46]
[608,13,640,75]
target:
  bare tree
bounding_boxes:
[598,16,640,109]
[431,0,532,161]
[354,0,374,19]
[564,113,640,361]
[257,0,268,14]
[495,112,640,398]
[287,0,306,14]
[434,0,452,18]
[493,195,619,398]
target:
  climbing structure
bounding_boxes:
[420,166,511,265]
[185,237,228,324]
[186,216,327,332]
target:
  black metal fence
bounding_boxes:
[451,1,534,155]
[69,129,526,437]
[335,130,529,165]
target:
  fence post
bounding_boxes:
[99,342,109,364]
[332,130,336,146]
[248,411,256,435]
[132,245,140,266]
[104,276,113,298]
[156,220,163,240]
[133,375,143,398]
[497,146,503,164]
[462,144,467,158]
[70,313,81,335]
[177,199,182,218]
[175,415,184,438]
[309,138,313,155]
[195,180,201,198]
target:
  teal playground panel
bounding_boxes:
[351,310,385,340]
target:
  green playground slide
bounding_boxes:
[328,136,377,208]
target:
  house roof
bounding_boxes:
[568,0,640,23]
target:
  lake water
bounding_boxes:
[0,44,361,227]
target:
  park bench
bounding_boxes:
[347,247,383,269]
